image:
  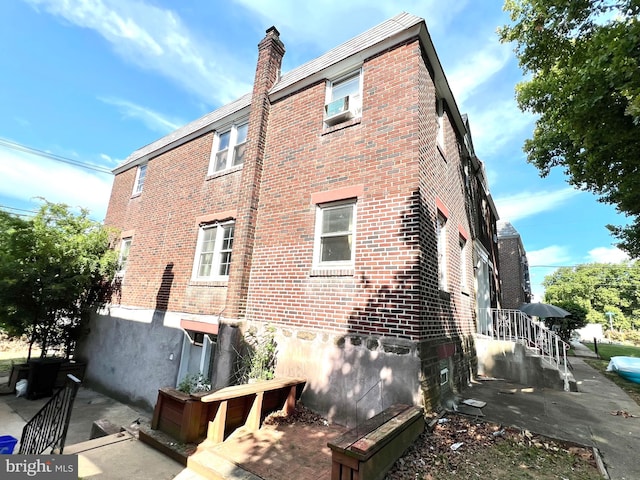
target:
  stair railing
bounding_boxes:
[19,374,81,454]
[488,309,570,391]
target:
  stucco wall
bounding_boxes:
[255,322,422,427]
[77,307,184,410]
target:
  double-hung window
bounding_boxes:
[437,214,448,291]
[459,236,468,291]
[209,123,248,174]
[314,200,356,267]
[324,69,362,126]
[133,164,147,195]
[117,238,132,276]
[193,222,235,280]
[436,98,445,151]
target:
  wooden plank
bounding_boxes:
[207,400,228,444]
[200,377,305,403]
[328,404,410,452]
[283,384,296,415]
[245,391,264,431]
[351,406,423,456]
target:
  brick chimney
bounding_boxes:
[226,27,285,320]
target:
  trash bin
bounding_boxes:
[0,435,18,454]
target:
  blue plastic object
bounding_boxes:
[0,435,18,454]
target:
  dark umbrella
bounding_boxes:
[518,303,571,318]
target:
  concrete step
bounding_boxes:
[476,338,577,391]
[186,448,262,480]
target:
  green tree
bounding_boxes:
[541,300,588,343]
[543,262,640,330]
[500,0,640,257]
[0,201,119,359]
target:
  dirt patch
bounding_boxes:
[268,405,602,480]
[386,414,601,479]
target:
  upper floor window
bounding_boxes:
[133,164,147,195]
[437,213,448,291]
[324,69,362,127]
[314,200,356,267]
[460,236,468,291]
[117,237,132,276]
[193,221,235,280]
[436,98,445,151]
[209,123,248,174]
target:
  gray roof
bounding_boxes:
[271,12,422,97]
[497,220,521,239]
[113,12,424,174]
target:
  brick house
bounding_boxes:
[79,12,501,425]
[497,220,531,309]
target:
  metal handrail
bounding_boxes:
[488,309,570,391]
[19,374,81,454]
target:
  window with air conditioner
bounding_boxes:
[324,70,362,126]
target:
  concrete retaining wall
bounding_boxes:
[475,337,567,390]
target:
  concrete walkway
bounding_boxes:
[464,347,640,480]
[2,343,638,479]
[0,382,184,480]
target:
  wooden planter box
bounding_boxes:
[151,388,210,444]
[151,377,307,445]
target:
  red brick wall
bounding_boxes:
[105,132,243,314]
[246,39,475,344]
[106,38,476,345]
[498,237,526,309]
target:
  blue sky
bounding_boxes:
[0,0,630,300]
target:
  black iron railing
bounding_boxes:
[19,374,81,454]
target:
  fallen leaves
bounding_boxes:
[610,410,637,418]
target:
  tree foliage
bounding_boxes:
[0,201,118,359]
[541,300,588,342]
[500,0,640,257]
[543,261,640,331]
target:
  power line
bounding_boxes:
[530,264,637,268]
[0,137,113,174]
[0,205,38,214]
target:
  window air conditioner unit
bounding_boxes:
[324,95,353,126]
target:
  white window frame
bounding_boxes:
[437,213,448,291]
[460,236,468,291]
[117,237,132,276]
[192,221,235,281]
[313,200,356,268]
[324,69,362,126]
[208,122,248,175]
[133,164,147,195]
[436,97,445,150]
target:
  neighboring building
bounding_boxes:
[79,12,501,425]
[497,220,531,309]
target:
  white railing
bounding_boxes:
[487,309,570,391]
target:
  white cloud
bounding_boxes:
[466,98,536,158]
[0,149,112,220]
[528,245,572,268]
[231,0,468,51]
[25,0,251,105]
[448,42,512,106]
[526,245,572,301]
[99,97,183,133]
[586,247,629,264]
[494,188,580,222]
